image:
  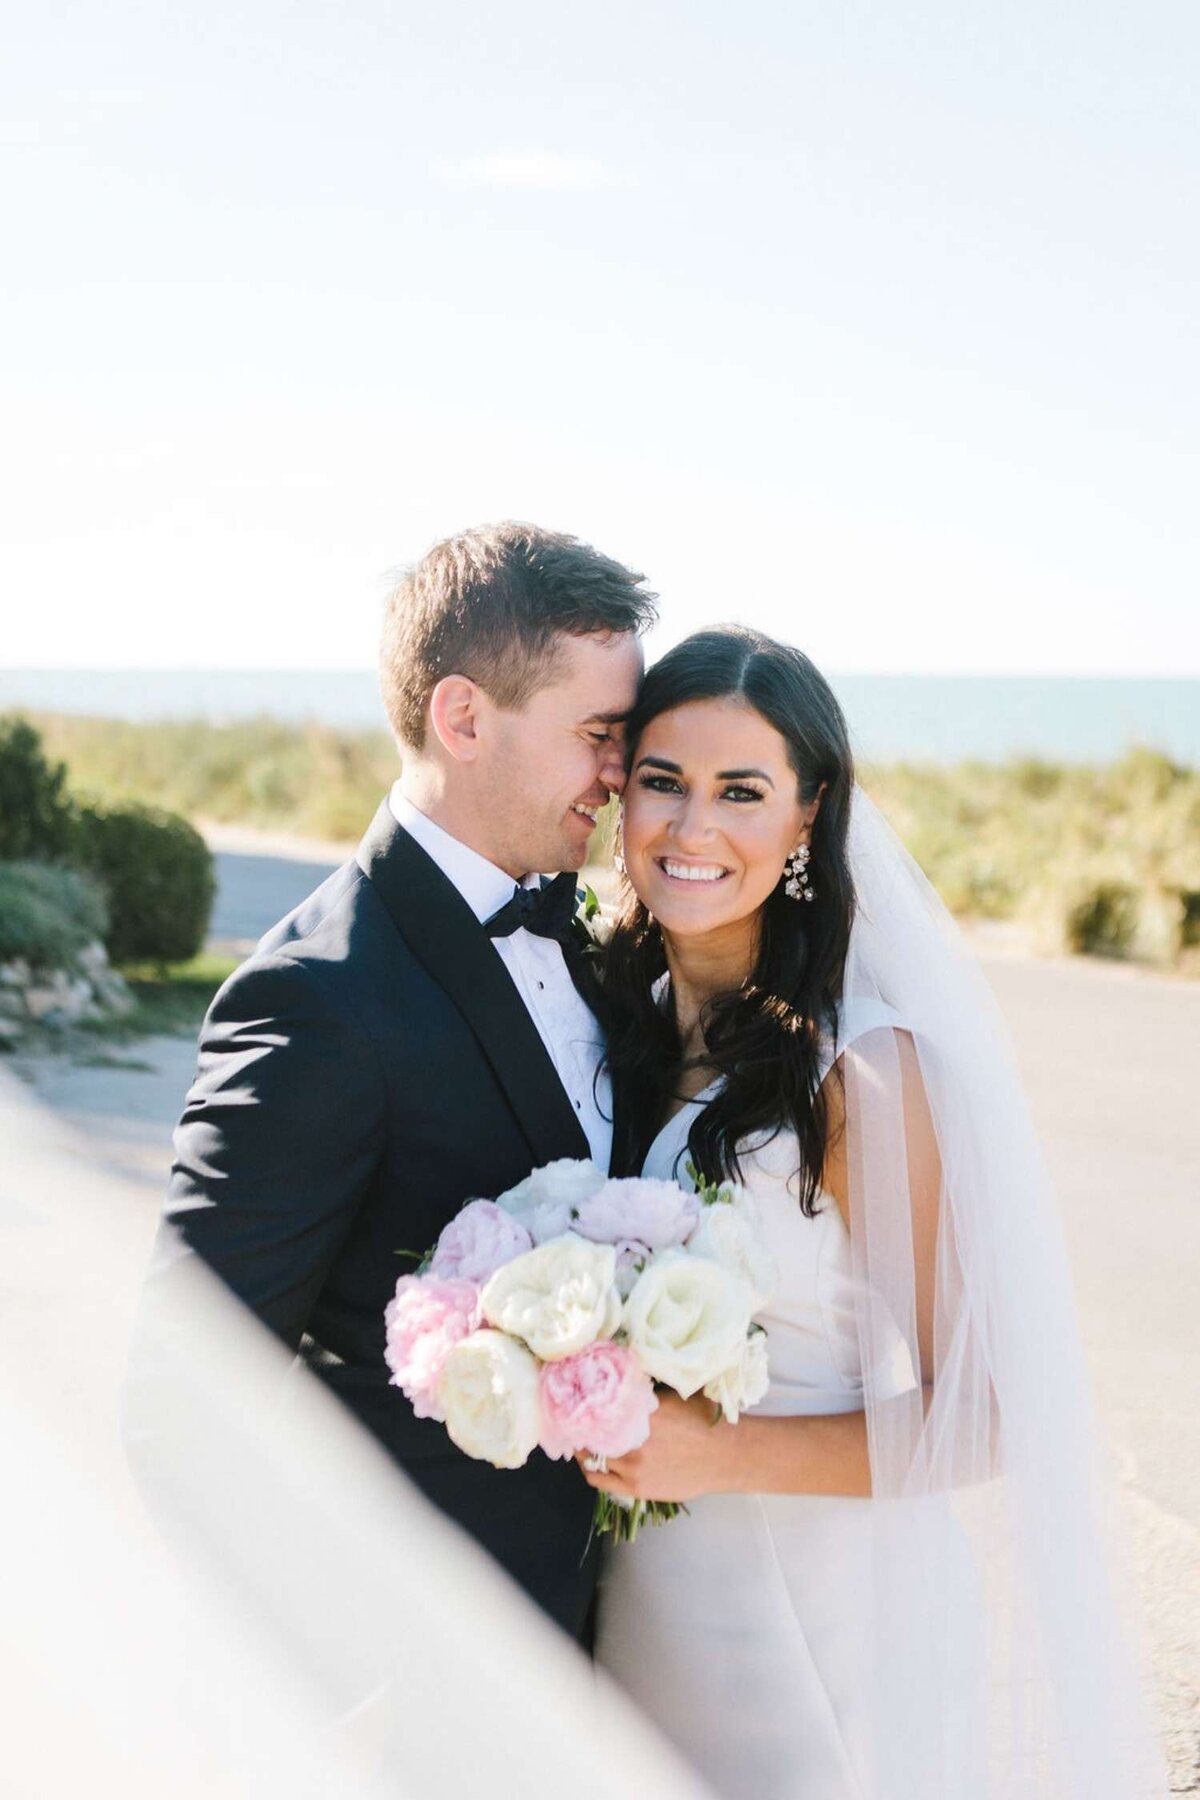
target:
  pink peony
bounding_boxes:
[384,1275,482,1420]
[428,1199,533,1283]
[574,1177,700,1252]
[538,1340,659,1462]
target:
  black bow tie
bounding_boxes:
[485,872,580,946]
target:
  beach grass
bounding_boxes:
[21,711,1200,970]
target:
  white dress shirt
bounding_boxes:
[388,785,612,1172]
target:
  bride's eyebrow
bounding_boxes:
[634,755,774,788]
[717,767,774,786]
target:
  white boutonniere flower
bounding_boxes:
[572,884,616,954]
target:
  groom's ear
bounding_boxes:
[428,674,483,764]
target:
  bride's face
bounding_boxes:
[622,697,813,944]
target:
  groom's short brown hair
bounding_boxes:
[380,522,657,750]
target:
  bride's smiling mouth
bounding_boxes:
[655,857,733,885]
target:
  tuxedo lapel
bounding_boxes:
[356,803,591,1167]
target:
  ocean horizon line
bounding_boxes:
[2,665,1195,681]
[2,668,1197,767]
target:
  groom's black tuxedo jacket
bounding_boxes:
[163,801,601,1639]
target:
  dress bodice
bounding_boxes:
[641,996,915,1417]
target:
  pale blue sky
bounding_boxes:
[3,1,1197,673]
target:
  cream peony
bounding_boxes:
[495,1159,606,1245]
[703,1327,772,1423]
[481,1234,621,1361]
[623,1251,756,1398]
[436,1329,543,1468]
[686,1190,778,1310]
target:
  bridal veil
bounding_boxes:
[837,786,1164,1797]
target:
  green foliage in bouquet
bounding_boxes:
[71,801,215,965]
[0,860,109,970]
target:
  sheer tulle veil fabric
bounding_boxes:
[839,786,1163,1797]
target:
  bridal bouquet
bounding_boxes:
[383,1159,776,1541]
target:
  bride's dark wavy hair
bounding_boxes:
[604,627,855,1213]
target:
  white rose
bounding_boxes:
[481,1234,621,1361]
[622,1252,756,1398]
[703,1328,771,1423]
[436,1329,543,1469]
[687,1192,778,1310]
[495,1158,606,1244]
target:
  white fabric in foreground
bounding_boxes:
[0,1069,707,1800]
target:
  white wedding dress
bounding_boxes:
[594,999,986,1800]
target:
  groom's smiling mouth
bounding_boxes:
[570,801,602,825]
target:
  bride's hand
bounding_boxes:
[576,1391,736,1503]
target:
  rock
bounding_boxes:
[0,1015,21,1049]
[0,990,25,1020]
[0,958,31,988]
[24,987,65,1023]
[78,940,111,978]
[93,972,135,1017]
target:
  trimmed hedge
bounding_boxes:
[72,801,215,964]
[0,861,109,969]
[0,716,74,861]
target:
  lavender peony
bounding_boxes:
[495,1158,606,1244]
[428,1199,533,1283]
[575,1177,701,1251]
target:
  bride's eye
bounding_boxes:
[638,773,682,793]
[723,784,764,803]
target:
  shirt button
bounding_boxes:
[575,1100,582,1110]
[537,980,545,990]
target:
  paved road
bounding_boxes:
[209,845,343,946]
[15,846,1200,1786]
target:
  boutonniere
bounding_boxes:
[572,884,616,956]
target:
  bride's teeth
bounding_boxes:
[662,861,727,882]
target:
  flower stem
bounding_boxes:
[593,1494,685,1543]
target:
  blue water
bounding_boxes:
[1,669,1196,767]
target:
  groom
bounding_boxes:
[157,523,654,1642]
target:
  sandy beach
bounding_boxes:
[5,839,1198,1788]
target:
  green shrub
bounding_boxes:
[1183,893,1200,950]
[0,860,109,969]
[1065,883,1139,958]
[72,802,215,964]
[0,716,74,861]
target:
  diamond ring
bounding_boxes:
[583,1453,609,1474]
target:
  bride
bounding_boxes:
[588,628,1162,1799]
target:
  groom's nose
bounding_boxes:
[598,735,627,795]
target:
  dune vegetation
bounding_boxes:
[23,712,1200,970]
